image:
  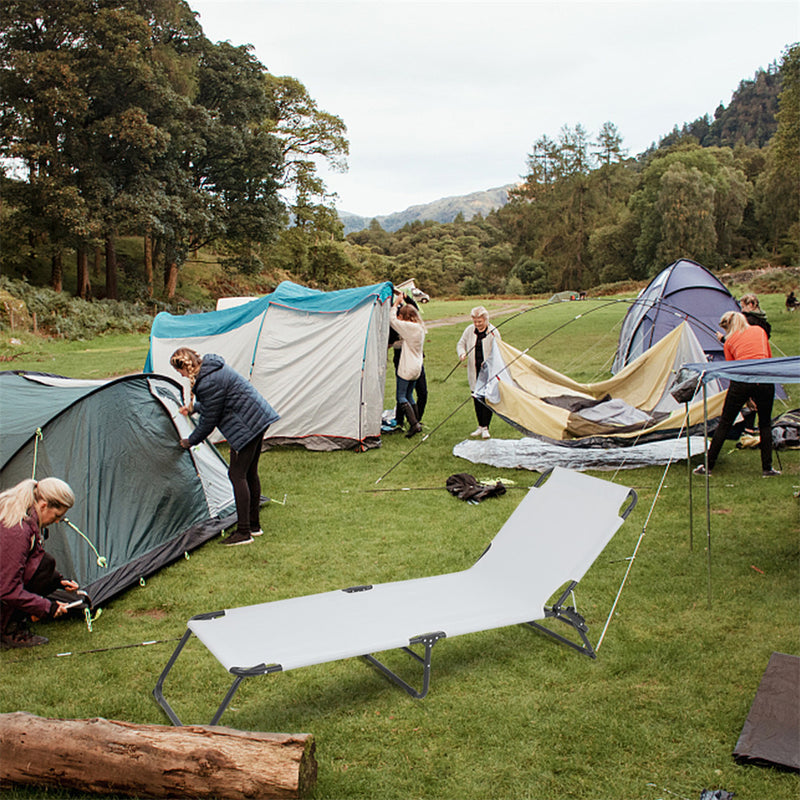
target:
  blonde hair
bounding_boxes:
[0,477,74,529]
[719,311,749,336]
[170,347,203,387]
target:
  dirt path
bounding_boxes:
[424,302,531,329]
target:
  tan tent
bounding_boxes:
[479,323,725,443]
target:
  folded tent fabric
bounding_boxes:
[479,323,726,443]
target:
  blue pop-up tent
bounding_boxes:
[613,258,740,372]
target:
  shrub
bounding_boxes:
[0,277,155,340]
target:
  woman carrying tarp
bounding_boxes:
[694,311,780,478]
[457,306,502,439]
[389,295,426,438]
[170,349,280,547]
[0,478,80,649]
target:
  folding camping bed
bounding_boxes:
[154,467,637,726]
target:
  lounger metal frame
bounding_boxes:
[154,470,637,726]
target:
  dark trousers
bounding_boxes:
[393,350,427,420]
[228,430,266,535]
[707,381,774,471]
[473,396,493,428]
[1,552,63,633]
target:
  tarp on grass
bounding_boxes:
[733,652,800,771]
[453,435,710,472]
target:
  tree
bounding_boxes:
[655,161,717,264]
[0,0,99,290]
[187,39,284,279]
[755,43,799,262]
[265,74,348,224]
[630,144,751,272]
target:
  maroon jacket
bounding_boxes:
[1,507,53,628]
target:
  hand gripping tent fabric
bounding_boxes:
[145,281,394,452]
[154,468,637,726]
[612,258,740,373]
[0,371,236,607]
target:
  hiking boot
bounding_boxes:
[402,402,422,438]
[762,468,781,477]
[223,531,254,547]
[1,629,49,649]
[693,464,711,476]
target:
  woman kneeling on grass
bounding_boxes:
[1,478,80,649]
[694,311,780,478]
[170,348,280,547]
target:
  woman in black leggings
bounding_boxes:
[171,348,281,546]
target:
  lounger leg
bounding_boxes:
[362,632,446,699]
[153,629,194,726]
[525,582,597,659]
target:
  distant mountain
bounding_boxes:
[339,184,516,234]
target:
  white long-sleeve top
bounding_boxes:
[390,308,425,380]
[456,323,501,390]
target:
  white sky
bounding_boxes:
[189,0,798,217]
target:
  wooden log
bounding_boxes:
[0,712,316,799]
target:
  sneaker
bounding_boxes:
[480,428,491,439]
[1,629,49,649]
[762,468,781,477]
[469,427,484,438]
[224,531,254,547]
[693,464,711,476]
[250,529,264,536]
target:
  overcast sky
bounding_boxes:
[189,0,797,217]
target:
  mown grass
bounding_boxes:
[0,294,798,800]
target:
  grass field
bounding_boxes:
[1,294,798,800]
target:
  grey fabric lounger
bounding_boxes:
[154,467,637,725]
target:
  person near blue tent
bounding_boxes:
[0,477,80,649]
[457,306,502,439]
[170,348,280,547]
[739,294,771,338]
[388,289,428,431]
[389,294,426,438]
[694,312,780,478]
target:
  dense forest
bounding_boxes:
[1,1,797,307]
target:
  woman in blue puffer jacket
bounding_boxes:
[170,348,280,547]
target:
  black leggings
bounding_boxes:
[228,430,267,535]
[706,381,774,471]
[1,552,63,633]
[473,396,493,428]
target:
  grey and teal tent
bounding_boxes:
[612,258,740,373]
[0,371,236,607]
[144,280,394,452]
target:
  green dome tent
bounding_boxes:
[0,371,236,607]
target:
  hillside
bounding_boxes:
[339,184,516,234]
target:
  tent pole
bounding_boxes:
[685,401,693,552]
[702,383,712,609]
